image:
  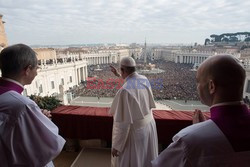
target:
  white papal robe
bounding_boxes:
[110,72,158,167]
[0,90,65,167]
[152,119,250,167]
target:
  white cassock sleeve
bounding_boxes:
[151,136,192,167]
[2,102,65,167]
[148,87,156,109]
[111,90,133,152]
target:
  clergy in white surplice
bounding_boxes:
[110,57,158,167]
[152,55,250,167]
[0,44,65,167]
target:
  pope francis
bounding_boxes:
[109,57,158,167]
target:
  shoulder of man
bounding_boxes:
[6,91,38,111]
[173,120,216,144]
[0,91,41,124]
[134,73,147,79]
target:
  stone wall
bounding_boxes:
[33,48,57,60]
[0,14,8,47]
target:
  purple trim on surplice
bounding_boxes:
[0,78,24,95]
[210,104,250,152]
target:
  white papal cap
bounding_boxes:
[120,57,136,67]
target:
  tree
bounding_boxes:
[222,37,229,42]
[210,34,222,42]
[131,52,135,59]
[245,37,250,42]
[229,36,238,42]
[204,38,210,45]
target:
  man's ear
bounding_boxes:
[209,79,216,94]
[24,65,32,76]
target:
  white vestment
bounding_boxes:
[110,72,158,167]
[152,119,250,167]
[0,91,65,167]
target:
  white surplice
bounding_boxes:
[0,91,65,167]
[152,119,250,167]
[110,72,158,167]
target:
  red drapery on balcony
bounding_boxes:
[52,105,210,145]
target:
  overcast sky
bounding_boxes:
[0,0,249,45]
